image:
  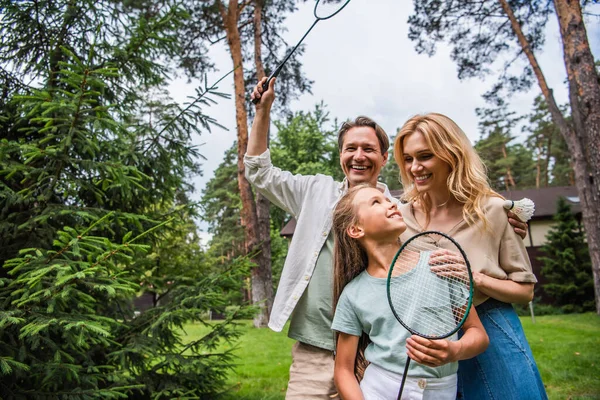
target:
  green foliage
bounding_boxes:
[0,215,255,398]
[200,104,342,295]
[475,105,536,191]
[202,104,343,236]
[201,144,245,260]
[270,103,343,227]
[539,197,595,313]
[1,0,251,397]
[523,96,573,187]
[199,144,250,304]
[379,134,401,190]
[270,103,341,178]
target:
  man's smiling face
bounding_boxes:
[339,126,388,188]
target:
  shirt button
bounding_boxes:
[418,378,427,389]
[304,275,310,281]
[322,232,327,237]
[314,251,319,257]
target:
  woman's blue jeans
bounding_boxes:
[457,298,547,400]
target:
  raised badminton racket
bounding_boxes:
[252,0,352,104]
[386,231,474,400]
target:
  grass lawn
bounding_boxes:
[183,321,293,399]
[521,313,600,400]
[188,313,600,400]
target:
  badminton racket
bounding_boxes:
[252,0,352,104]
[386,231,474,399]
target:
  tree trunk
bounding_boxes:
[554,0,600,314]
[219,0,271,326]
[499,0,600,313]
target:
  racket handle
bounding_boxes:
[396,358,411,399]
[251,78,272,105]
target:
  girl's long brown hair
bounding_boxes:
[332,184,372,381]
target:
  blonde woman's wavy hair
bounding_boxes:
[394,113,501,231]
[332,184,372,382]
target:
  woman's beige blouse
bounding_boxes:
[398,196,537,306]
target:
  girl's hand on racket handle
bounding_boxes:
[405,335,460,367]
[429,249,469,283]
[251,77,276,110]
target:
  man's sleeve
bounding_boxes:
[244,149,314,217]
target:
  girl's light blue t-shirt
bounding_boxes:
[331,266,459,378]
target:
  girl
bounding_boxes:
[393,113,547,399]
[331,184,489,399]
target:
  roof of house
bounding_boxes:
[280,186,580,238]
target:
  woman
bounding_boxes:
[331,184,489,399]
[393,113,547,399]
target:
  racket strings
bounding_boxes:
[388,234,471,339]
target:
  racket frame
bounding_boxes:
[386,230,474,340]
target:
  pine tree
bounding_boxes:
[523,96,573,187]
[540,197,595,313]
[0,1,253,397]
[379,133,401,191]
[475,105,536,191]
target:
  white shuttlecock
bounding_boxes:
[503,198,535,222]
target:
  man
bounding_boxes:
[245,77,528,399]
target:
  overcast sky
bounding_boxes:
[167,0,600,237]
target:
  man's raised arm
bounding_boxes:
[247,77,276,156]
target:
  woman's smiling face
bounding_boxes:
[401,131,452,195]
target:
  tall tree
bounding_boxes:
[200,104,342,298]
[179,1,313,327]
[475,105,535,191]
[523,96,573,187]
[408,0,600,313]
[0,1,252,396]
[270,102,343,227]
[379,134,402,191]
[201,144,246,262]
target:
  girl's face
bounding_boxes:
[351,187,406,240]
[401,131,452,195]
